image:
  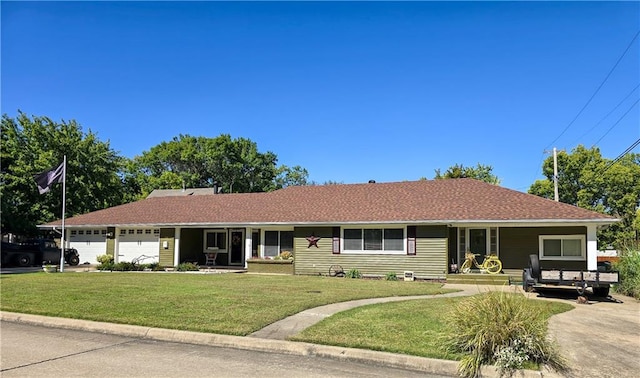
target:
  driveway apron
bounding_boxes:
[543,292,640,378]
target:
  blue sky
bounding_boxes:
[2,1,638,191]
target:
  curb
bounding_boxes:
[0,311,557,378]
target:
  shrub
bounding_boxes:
[440,290,567,378]
[614,248,640,299]
[149,262,165,271]
[96,254,114,264]
[137,262,161,271]
[345,268,362,279]
[176,262,200,272]
[385,272,398,281]
[96,254,115,270]
[97,262,115,271]
[112,262,137,271]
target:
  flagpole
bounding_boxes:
[60,155,67,272]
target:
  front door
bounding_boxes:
[469,229,487,255]
[229,229,244,265]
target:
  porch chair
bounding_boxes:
[204,252,217,266]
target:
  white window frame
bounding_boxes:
[539,235,585,261]
[458,227,499,255]
[341,226,406,255]
[203,229,227,253]
[261,229,294,258]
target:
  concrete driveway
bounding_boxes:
[531,289,640,378]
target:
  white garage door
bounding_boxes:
[118,229,160,263]
[68,229,107,265]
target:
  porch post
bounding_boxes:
[244,228,252,269]
[586,225,597,271]
[114,228,120,263]
[174,227,181,267]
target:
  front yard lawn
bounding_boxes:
[290,295,574,360]
[0,272,453,335]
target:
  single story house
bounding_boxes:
[41,179,618,279]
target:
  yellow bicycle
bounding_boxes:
[460,252,502,274]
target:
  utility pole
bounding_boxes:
[543,148,561,202]
[553,147,559,202]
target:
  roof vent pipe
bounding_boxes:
[213,181,218,194]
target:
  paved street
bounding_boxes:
[0,321,449,377]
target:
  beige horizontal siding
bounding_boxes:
[159,228,175,267]
[293,227,447,279]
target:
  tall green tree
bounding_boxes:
[275,165,309,188]
[433,163,500,185]
[1,112,125,235]
[529,145,640,248]
[128,134,301,197]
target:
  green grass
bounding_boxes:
[291,294,574,362]
[0,273,453,336]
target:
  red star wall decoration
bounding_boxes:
[306,234,321,248]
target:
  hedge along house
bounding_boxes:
[40,179,618,279]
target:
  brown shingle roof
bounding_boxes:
[48,179,616,227]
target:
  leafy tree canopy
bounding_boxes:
[125,134,309,198]
[275,165,309,188]
[1,112,125,235]
[433,163,500,185]
[528,145,640,248]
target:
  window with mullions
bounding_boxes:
[204,231,226,251]
[343,228,404,253]
[539,235,585,260]
[264,230,293,258]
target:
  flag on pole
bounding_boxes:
[34,162,64,194]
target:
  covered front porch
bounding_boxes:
[162,227,259,268]
[446,224,600,272]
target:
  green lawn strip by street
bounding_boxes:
[290,295,574,360]
[0,273,454,335]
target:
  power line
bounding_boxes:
[544,30,640,150]
[592,98,640,146]
[569,83,640,146]
[601,138,640,173]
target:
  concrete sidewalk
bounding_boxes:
[250,283,516,340]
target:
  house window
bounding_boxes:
[343,228,405,254]
[204,231,226,251]
[120,229,126,236]
[490,228,498,254]
[252,231,261,258]
[264,230,293,258]
[70,230,77,236]
[458,227,466,256]
[539,235,585,260]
